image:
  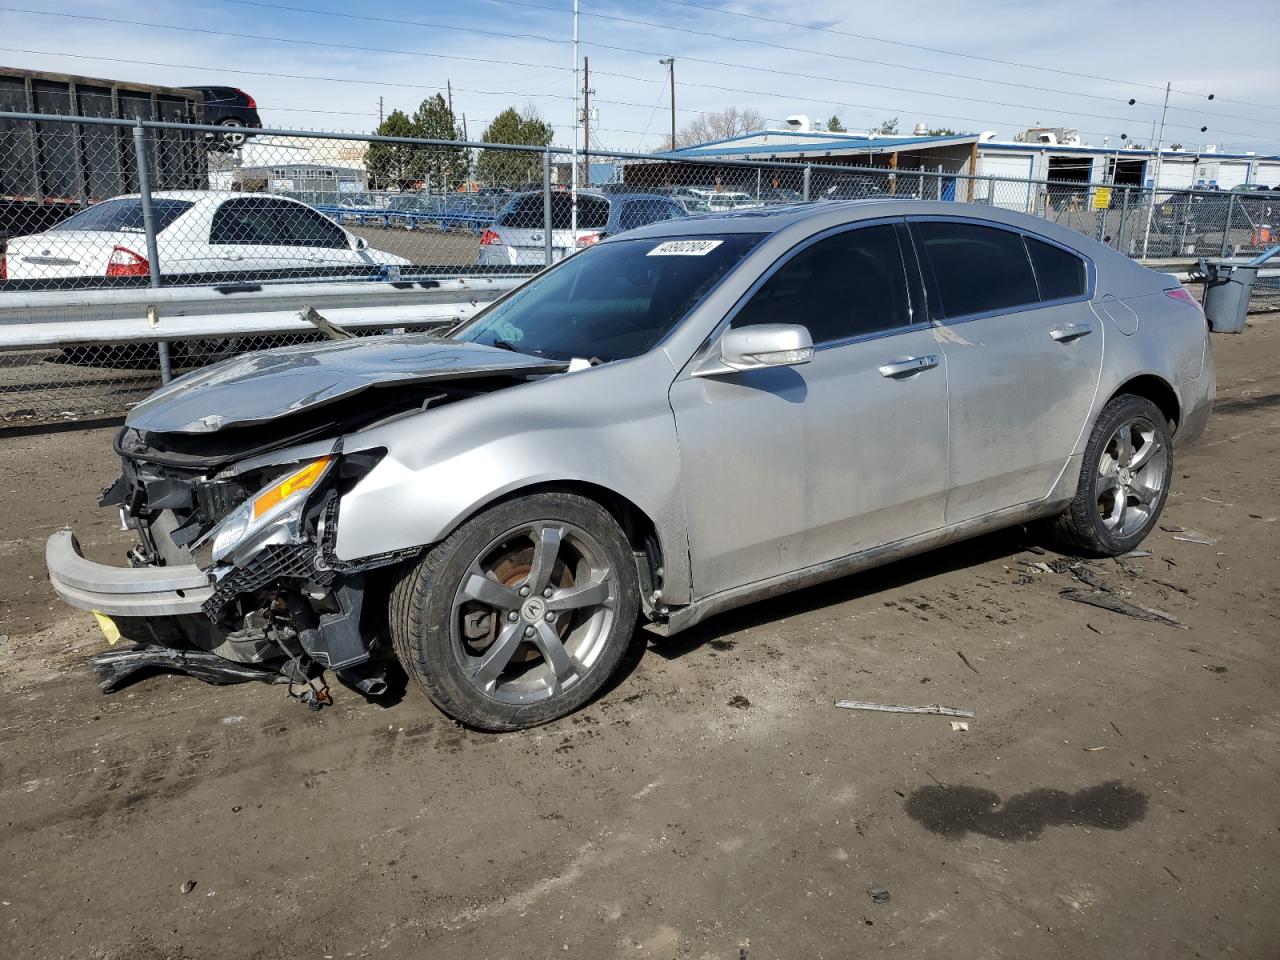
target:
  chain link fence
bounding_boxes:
[3,111,1278,425]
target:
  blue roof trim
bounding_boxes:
[981,142,1265,161]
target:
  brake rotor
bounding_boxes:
[459,542,575,661]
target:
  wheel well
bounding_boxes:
[500,480,666,603]
[1111,375,1180,433]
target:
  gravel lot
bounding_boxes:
[0,319,1277,960]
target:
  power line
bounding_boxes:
[180,0,1275,142]
[643,0,1280,117]
[0,7,608,82]
[469,0,1274,125]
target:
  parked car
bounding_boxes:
[48,201,1214,731]
[477,191,686,265]
[3,191,410,282]
[184,86,262,149]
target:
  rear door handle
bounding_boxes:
[878,355,939,378]
[1050,322,1092,342]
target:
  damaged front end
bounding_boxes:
[47,334,569,702]
[55,429,400,699]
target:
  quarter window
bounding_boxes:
[1025,235,1087,301]
[913,221,1039,319]
[732,224,912,344]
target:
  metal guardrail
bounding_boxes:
[0,276,519,349]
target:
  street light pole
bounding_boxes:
[659,57,675,151]
[1141,82,1171,259]
[570,0,579,242]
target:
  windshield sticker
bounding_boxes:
[647,239,723,257]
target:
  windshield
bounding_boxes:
[51,198,194,234]
[454,233,763,363]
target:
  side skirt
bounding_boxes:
[652,489,1075,637]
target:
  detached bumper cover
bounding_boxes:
[46,530,213,617]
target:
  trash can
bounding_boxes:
[1196,261,1258,333]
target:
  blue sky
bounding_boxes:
[2,0,1279,155]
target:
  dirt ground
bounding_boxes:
[1,319,1277,960]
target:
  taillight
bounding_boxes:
[479,229,501,246]
[237,89,256,109]
[1166,287,1200,308]
[575,233,600,248]
[106,245,150,277]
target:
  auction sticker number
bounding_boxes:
[647,239,724,256]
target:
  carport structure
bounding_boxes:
[620,128,982,201]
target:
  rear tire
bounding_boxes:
[216,118,248,150]
[389,491,640,731]
[1047,393,1174,556]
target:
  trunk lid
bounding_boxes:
[4,230,139,279]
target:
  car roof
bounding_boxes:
[115,191,312,204]
[609,198,1122,253]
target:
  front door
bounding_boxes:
[909,219,1104,523]
[669,222,950,598]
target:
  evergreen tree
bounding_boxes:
[411,94,468,192]
[827,115,846,133]
[365,110,420,191]
[477,107,554,187]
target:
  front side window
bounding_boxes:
[913,220,1040,319]
[454,233,763,363]
[732,224,912,344]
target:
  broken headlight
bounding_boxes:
[195,456,334,567]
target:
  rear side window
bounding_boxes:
[1025,235,1087,301]
[497,194,610,230]
[733,224,911,344]
[913,221,1039,319]
[51,198,193,234]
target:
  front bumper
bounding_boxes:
[46,530,213,617]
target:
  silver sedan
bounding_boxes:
[47,200,1214,730]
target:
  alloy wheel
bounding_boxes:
[450,520,617,705]
[1095,415,1167,538]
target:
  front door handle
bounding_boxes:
[878,355,939,378]
[1050,322,1092,342]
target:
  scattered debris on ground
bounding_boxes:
[835,700,974,719]
[1059,588,1187,628]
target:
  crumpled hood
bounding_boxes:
[126,334,568,434]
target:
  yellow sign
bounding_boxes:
[1093,187,1112,210]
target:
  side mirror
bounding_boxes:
[354,235,369,251]
[712,323,813,373]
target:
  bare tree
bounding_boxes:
[675,106,765,148]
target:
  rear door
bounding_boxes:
[909,218,1102,523]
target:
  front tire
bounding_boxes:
[1048,394,1174,556]
[389,491,640,731]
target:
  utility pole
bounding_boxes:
[446,80,453,115]
[583,56,591,188]
[570,0,579,239]
[659,57,675,151]
[1141,81,1171,260]
[378,96,383,126]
